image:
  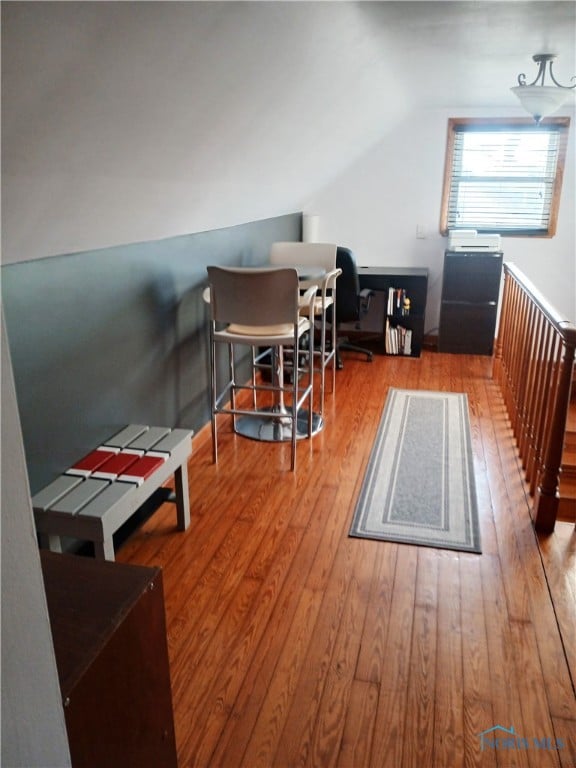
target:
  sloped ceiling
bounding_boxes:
[2,1,575,260]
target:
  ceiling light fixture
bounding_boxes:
[511,53,575,124]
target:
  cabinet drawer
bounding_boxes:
[439,302,498,355]
[442,252,503,303]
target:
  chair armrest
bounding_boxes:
[359,288,373,316]
[323,267,342,294]
[325,267,343,283]
[300,284,319,316]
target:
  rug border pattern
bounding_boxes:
[349,388,481,554]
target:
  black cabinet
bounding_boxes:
[439,251,503,355]
[357,267,428,357]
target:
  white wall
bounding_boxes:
[305,106,576,328]
[3,1,575,281]
[1,313,71,768]
[0,1,410,262]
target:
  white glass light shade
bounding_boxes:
[511,85,571,122]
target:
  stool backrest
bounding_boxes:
[207,266,300,326]
[269,242,337,271]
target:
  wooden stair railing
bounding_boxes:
[560,399,576,520]
[494,262,576,533]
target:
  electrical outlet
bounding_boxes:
[416,224,426,239]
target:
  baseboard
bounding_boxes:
[422,333,438,351]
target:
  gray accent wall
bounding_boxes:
[2,213,301,494]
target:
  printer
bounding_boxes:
[448,230,502,252]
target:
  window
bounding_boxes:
[440,118,570,237]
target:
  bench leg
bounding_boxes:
[94,538,115,561]
[174,463,190,531]
[38,533,62,553]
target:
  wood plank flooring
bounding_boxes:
[117,350,576,768]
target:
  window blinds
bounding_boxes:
[446,127,561,234]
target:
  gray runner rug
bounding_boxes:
[349,388,481,553]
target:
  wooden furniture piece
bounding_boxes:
[494,262,576,532]
[40,551,178,768]
[33,425,193,560]
[355,266,429,358]
[438,250,503,355]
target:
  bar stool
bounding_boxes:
[269,242,341,416]
[206,266,318,471]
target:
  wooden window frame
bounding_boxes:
[440,117,570,238]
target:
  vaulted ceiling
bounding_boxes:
[2,1,575,260]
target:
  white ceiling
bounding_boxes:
[2,1,575,260]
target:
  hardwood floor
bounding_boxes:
[117,350,576,768]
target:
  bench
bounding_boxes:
[32,425,193,561]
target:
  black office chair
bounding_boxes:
[335,247,373,369]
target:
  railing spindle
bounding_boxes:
[520,303,542,472]
[494,263,575,532]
